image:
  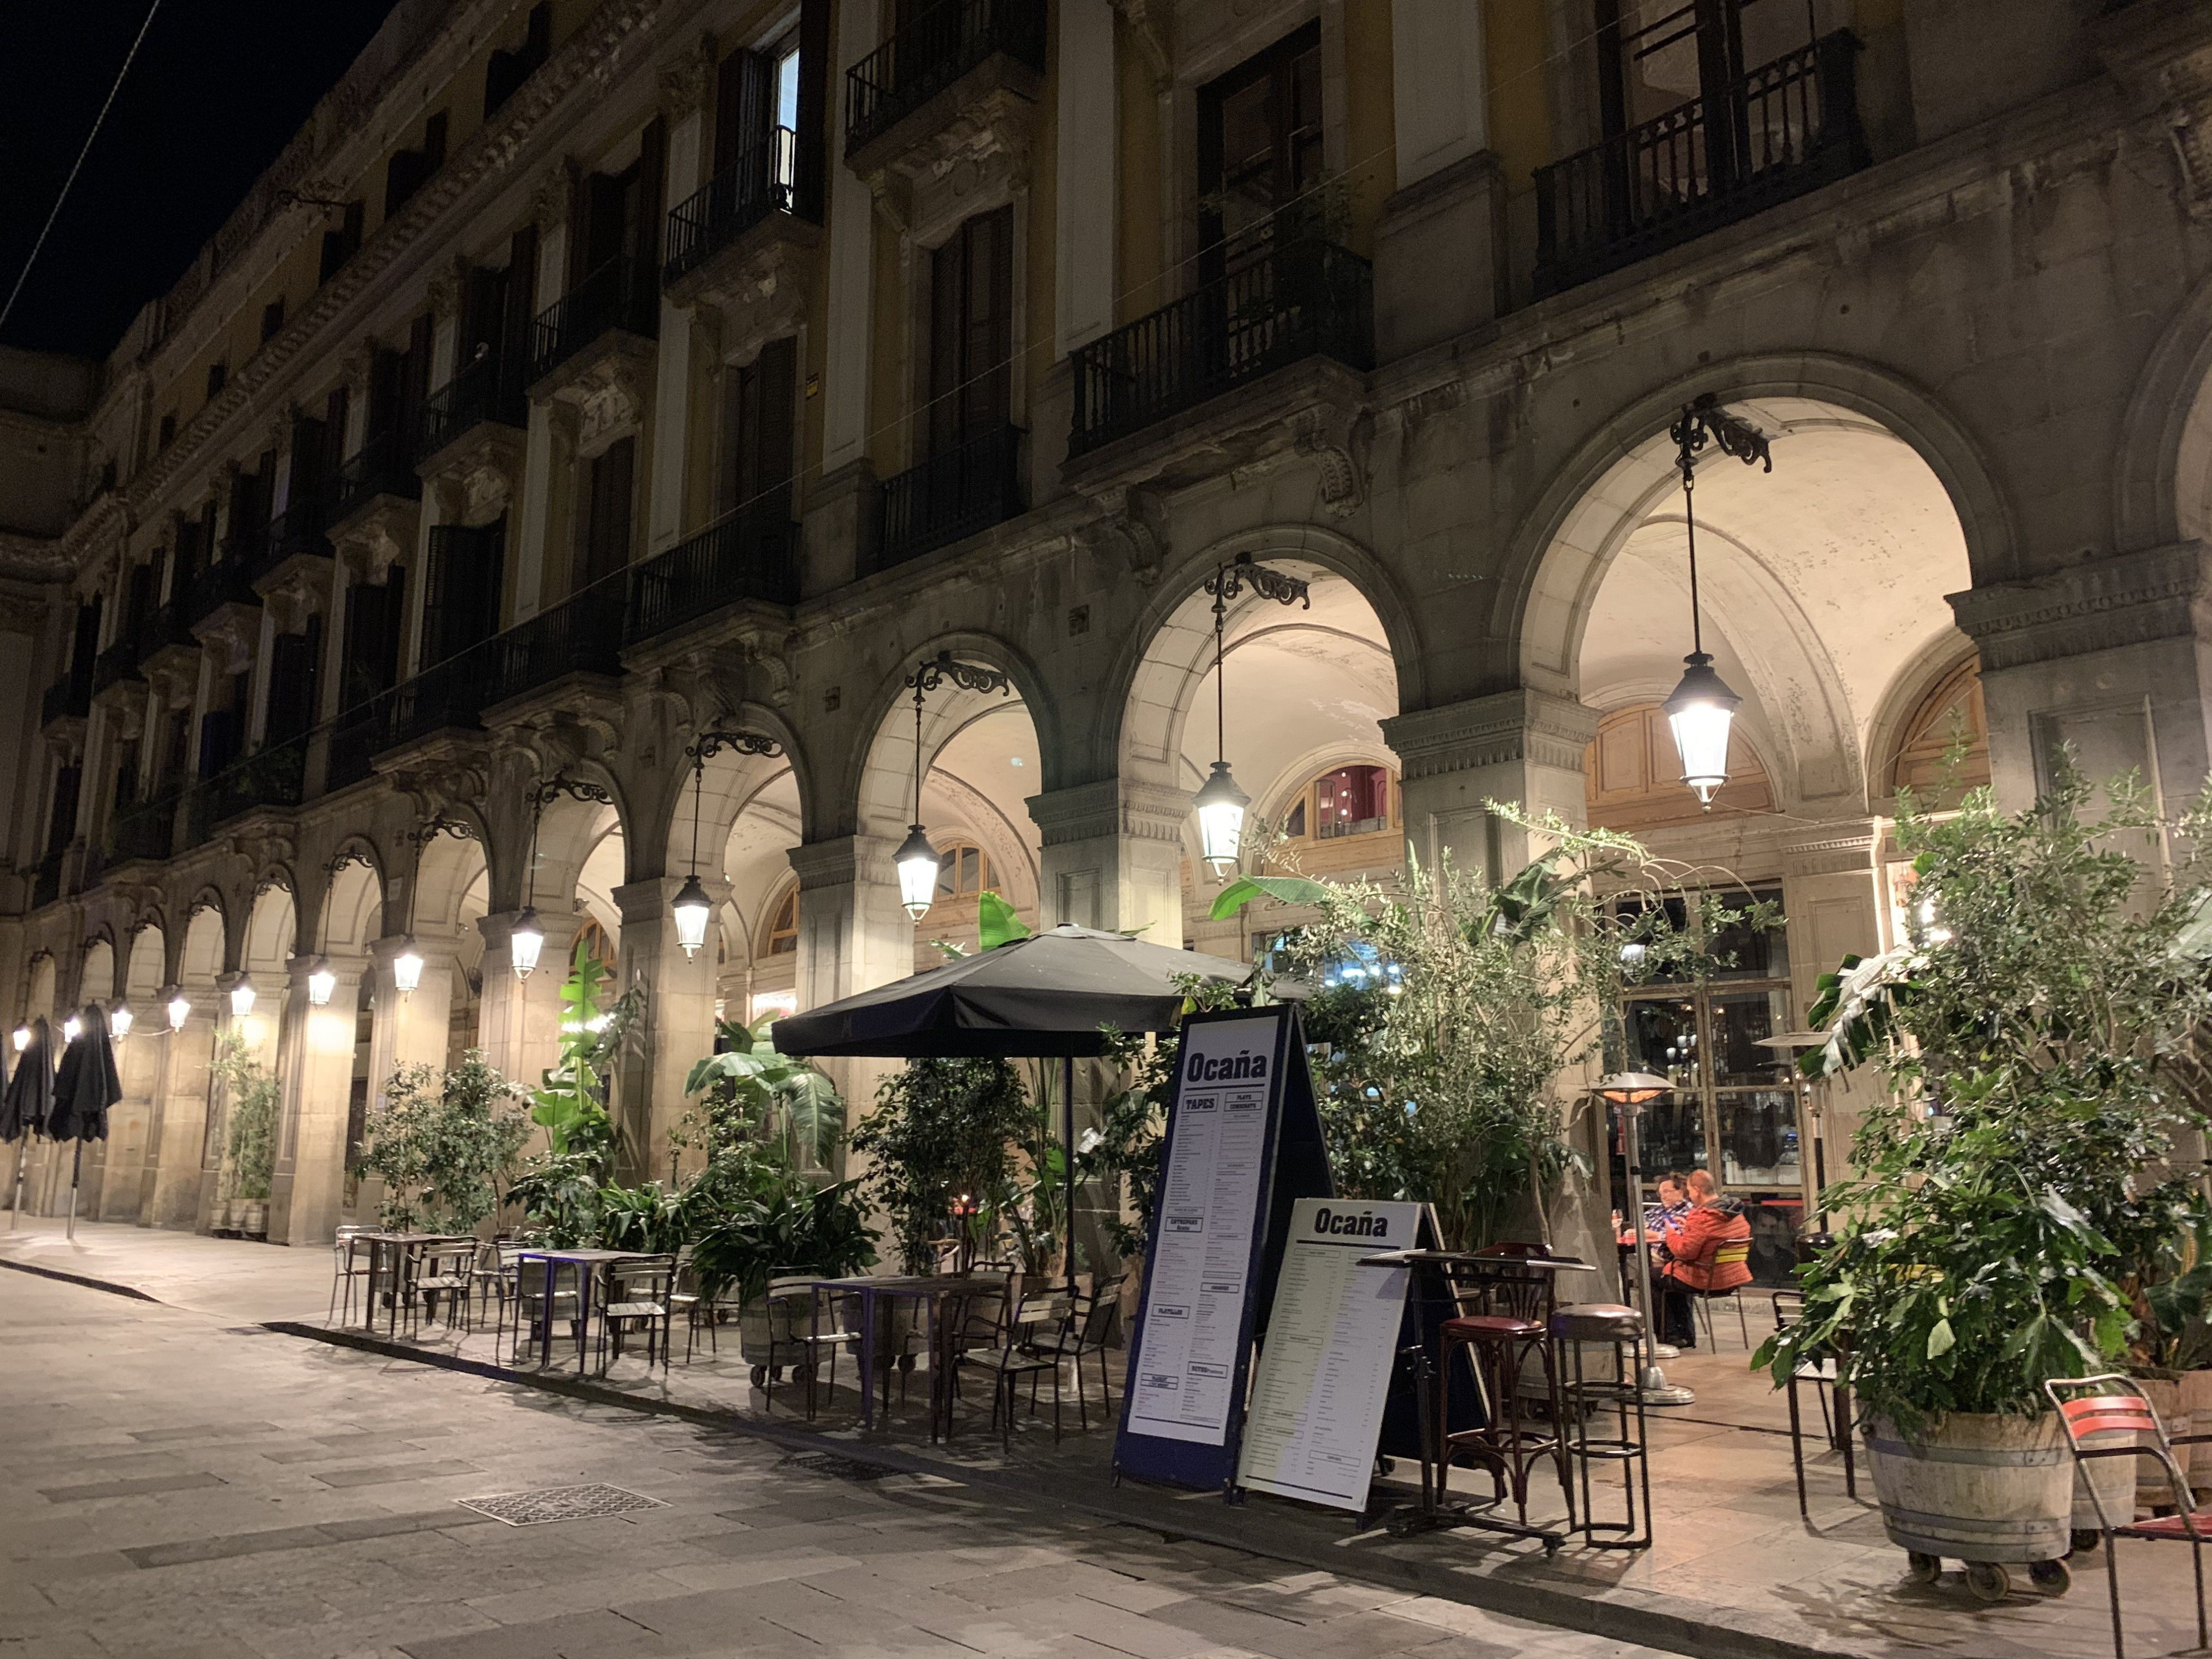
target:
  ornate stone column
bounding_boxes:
[1026,778,1187,946]
[610,874,727,1185]
[272,953,366,1246]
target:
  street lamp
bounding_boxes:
[1595,1070,1695,1406]
[393,941,424,994]
[229,978,256,1019]
[898,653,1013,924]
[1662,397,1771,807]
[61,1013,82,1044]
[10,1023,27,1052]
[109,1001,133,1038]
[166,992,190,1032]
[306,958,336,1006]
[1193,554,1310,878]
[510,907,544,980]
[671,729,783,957]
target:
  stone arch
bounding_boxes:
[1863,641,1991,809]
[659,705,813,888]
[124,922,165,1004]
[79,934,117,1010]
[323,851,385,955]
[180,901,226,991]
[242,882,296,987]
[2114,265,2212,552]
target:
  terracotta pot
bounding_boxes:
[1867,1412,2070,1566]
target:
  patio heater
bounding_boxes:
[1661,396,1771,807]
[1192,554,1310,878]
[1595,1071,1695,1407]
[897,653,1013,922]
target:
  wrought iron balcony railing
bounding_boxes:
[187,735,309,843]
[878,422,1024,570]
[184,559,262,626]
[846,0,1045,157]
[1068,237,1373,458]
[260,495,331,573]
[528,257,658,385]
[40,672,92,728]
[625,492,802,644]
[138,600,197,662]
[486,589,624,705]
[665,128,802,285]
[1533,31,1867,296]
[106,791,179,866]
[418,354,527,461]
[92,637,143,696]
[330,431,424,521]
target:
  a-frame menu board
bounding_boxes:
[1113,1004,1332,1493]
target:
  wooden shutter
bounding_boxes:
[582,440,635,587]
[499,224,539,390]
[420,526,457,665]
[736,336,799,512]
[369,347,404,445]
[47,766,81,857]
[287,415,328,507]
[794,0,830,221]
[929,208,1013,455]
[126,562,154,643]
[267,630,315,742]
[714,49,762,182]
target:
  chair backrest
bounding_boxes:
[611,1255,677,1297]
[1453,1245,1560,1324]
[424,1242,474,1276]
[1009,1290,1065,1337]
[1712,1241,1752,1270]
[1771,1289,1805,1331]
[2048,1374,2192,1533]
[1075,1284,1123,1350]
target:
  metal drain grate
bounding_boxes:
[779,1451,889,1482]
[455,1484,668,1526]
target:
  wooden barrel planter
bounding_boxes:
[1868,1413,2073,1601]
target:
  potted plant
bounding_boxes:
[505,945,638,1243]
[690,1172,877,1384]
[212,1034,278,1238]
[351,1050,532,1233]
[1762,768,2212,1599]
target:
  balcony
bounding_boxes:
[877,423,1024,571]
[666,129,804,287]
[625,494,801,645]
[186,736,308,843]
[138,600,197,666]
[105,791,178,867]
[528,257,658,388]
[184,559,262,629]
[846,0,1045,163]
[418,356,526,465]
[40,672,92,731]
[255,495,332,586]
[1533,31,1867,296]
[486,588,624,708]
[328,431,423,526]
[330,669,478,789]
[92,637,143,697]
[1068,238,1373,459]
[32,852,63,911]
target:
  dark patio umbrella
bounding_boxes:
[773,924,1294,1297]
[47,1006,120,1239]
[3,1016,55,1229]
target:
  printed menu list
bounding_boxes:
[1235,1198,1423,1511]
[1125,1014,1281,1447]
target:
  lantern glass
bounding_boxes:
[672,874,712,958]
[167,994,190,1032]
[109,1002,134,1038]
[510,908,544,979]
[229,980,256,1019]
[307,961,336,1006]
[1193,760,1250,878]
[393,940,424,994]
[61,1014,82,1043]
[12,1024,29,1052]
[1663,653,1743,806]
[894,825,938,921]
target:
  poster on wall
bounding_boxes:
[1113,1004,1331,1493]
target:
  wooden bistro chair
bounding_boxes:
[955,1286,1070,1449]
[1436,1243,1574,1530]
[789,1279,869,1421]
[599,1255,679,1371]
[1022,1275,1125,1432]
[2048,1374,2212,1658]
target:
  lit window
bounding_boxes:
[927,839,995,918]
[764,886,799,957]
[1311,765,1391,839]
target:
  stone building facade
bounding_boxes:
[4,0,2211,1266]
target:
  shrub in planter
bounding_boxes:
[1762,768,2212,1574]
[352,1051,532,1234]
[851,1057,1031,1274]
[212,1034,278,1217]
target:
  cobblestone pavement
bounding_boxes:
[0,1271,1668,1659]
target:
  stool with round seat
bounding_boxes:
[1551,1301,1653,1550]
[1435,1247,1574,1530]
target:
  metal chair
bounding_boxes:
[599,1255,677,1370]
[1686,1240,1755,1349]
[505,1256,584,1365]
[2048,1375,2212,1658]
[471,1240,520,1331]
[1435,1243,1574,1528]
[1023,1275,1124,1431]
[792,1280,868,1420]
[1772,1290,1855,1516]
[412,1240,477,1335]
[326,1226,375,1327]
[955,1287,1071,1448]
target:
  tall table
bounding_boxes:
[808,1274,997,1437]
[515,1248,654,1375]
[359,1232,476,1339]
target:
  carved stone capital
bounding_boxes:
[1073,488,1168,583]
[1380,690,1600,781]
[1947,542,2212,672]
[534,161,579,236]
[539,335,655,462]
[2095,0,2212,220]
[421,424,526,526]
[659,33,717,123]
[330,498,419,584]
[1025,778,1188,847]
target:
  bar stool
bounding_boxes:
[1436,1245,1573,1528]
[1552,1301,1653,1550]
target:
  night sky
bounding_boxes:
[0,2,399,362]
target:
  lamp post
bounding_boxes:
[898,652,1012,922]
[673,729,784,956]
[1662,396,1771,807]
[1595,1070,1695,1406]
[108,1001,133,1038]
[395,817,468,996]
[228,978,255,1020]
[1194,553,1310,878]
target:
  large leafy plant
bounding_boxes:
[690,1173,878,1304]
[678,1015,843,1172]
[212,1034,279,1203]
[351,1050,531,1232]
[508,943,640,1241]
[852,1056,1032,1273]
[1761,769,2212,1429]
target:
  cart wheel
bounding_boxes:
[2070,1528,2102,1554]
[1906,1552,1943,1585]
[1964,1562,2011,1603]
[2029,1558,2072,1595]
[749,1365,767,1388]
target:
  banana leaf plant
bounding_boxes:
[682,1015,843,1171]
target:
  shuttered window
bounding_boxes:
[926,206,1013,458]
[580,439,637,591]
[724,336,798,518]
[420,521,505,667]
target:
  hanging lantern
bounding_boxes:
[393,937,424,994]
[1193,760,1250,879]
[672,874,712,958]
[10,1023,27,1053]
[61,1014,82,1043]
[229,978,256,1019]
[167,993,190,1032]
[510,907,545,980]
[109,1001,134,1039]
[306,958,337,1007]
[895,825,939,922]
[1663,652,1742,807]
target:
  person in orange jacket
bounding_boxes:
[1656,1171,1753,1347]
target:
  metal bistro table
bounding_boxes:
[360,1232,476,1339]
[1358,1250,1599,1551]
[809,1274,994,1437]
[514,1248,653,1374]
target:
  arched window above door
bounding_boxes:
[1887,656,1990,800]
[1585,704,1772,832]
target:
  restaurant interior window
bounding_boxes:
[927,838,997,920]
[1279,763,1395,842]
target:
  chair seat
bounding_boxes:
[416,1275,471,1292]
[961,1345,1060,1376]
[604,1301,666,1318]
[2121,1512,2212,1539]
[1443,1314,1543,1339]
[1550,1303,1640,1342]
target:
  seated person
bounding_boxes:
[1656,1171,1752,1348]
[1614,1173,1688,1244]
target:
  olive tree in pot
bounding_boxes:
[212,1034,278,1237]
[1762,769,2212,1600]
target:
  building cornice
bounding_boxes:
[1947,541,2212,670]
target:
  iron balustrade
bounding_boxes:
[485,589,625,705]
[184,560,262,625]
[92,637,143,695]
[665,128,801,285]
[625,493,801,643]
[1533,31,1867,296]
[40,674,91,728]
[138,601,196,662]
[418,354,526,461]
[330,431,423,521]
[1068,238,1373,457]
[106,792,178,866]
[845,0,1045,156]
[878,422,1024,569]
[262,495,332,574]
[528,257,659,385]
[189,736,310,841]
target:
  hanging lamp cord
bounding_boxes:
[912,681,926,822]
[524,790,542,910]
[689,759,703,878]
[1678,422,1704,657]
[1213,576,1228,767]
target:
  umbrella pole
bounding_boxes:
[8,1140,22,1230]
[1063,1052,1077,1303]
[66,1141,81,1241]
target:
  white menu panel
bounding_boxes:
[1125,1014,1281,1446]
[1235,1198,1423,1510]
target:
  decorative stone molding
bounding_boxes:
[849,51,1042,244]
[787,833,898,890]
[143,651,200,709]
[384,744,494,815]
[422,424,527,526]
[1781,823,1880,878]
[1380,690,1600,781]
[2095,0,2212,220]
[1073,487,1168,583]
[330,498,418,585]
[1025,778,1188,848]
[194,609,260,679]
[1947,542,2212,672]
[659,33,717,123]
[427,254,472,322]
[1108,0,1172,92]
[500,695,627,769]
[534,160,580,239]
[675,222,820,373]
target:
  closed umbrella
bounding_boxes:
[773,924,1293,1297]
[3,1016,55,1229]
[48,1005,119,1239]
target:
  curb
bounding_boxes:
[0,1254,159,1301]
[268,1320,1864,1659]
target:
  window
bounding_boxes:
[319,201,365,284]
[1197,23,1323,275]
[926,838,997,919]
[1279,764,1395,843]
[926,206,1013,457]
[1584,702,1771,831]
[206,362,227,400]
[576,915,616,974]
[260,298,286,343]
[419,519,505,666]
[484,3,550,117]
[578,437,635,591]
[157,413,176,451]
[763,886,800,956]
[716,30,803,205]
[1599,0,1818,140]
[384,111,448,218]
[1888,656,1990,799]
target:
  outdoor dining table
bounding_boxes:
[807,1274,994,1437]
[514,1248,656,1375]
[357,1232,476,1339]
